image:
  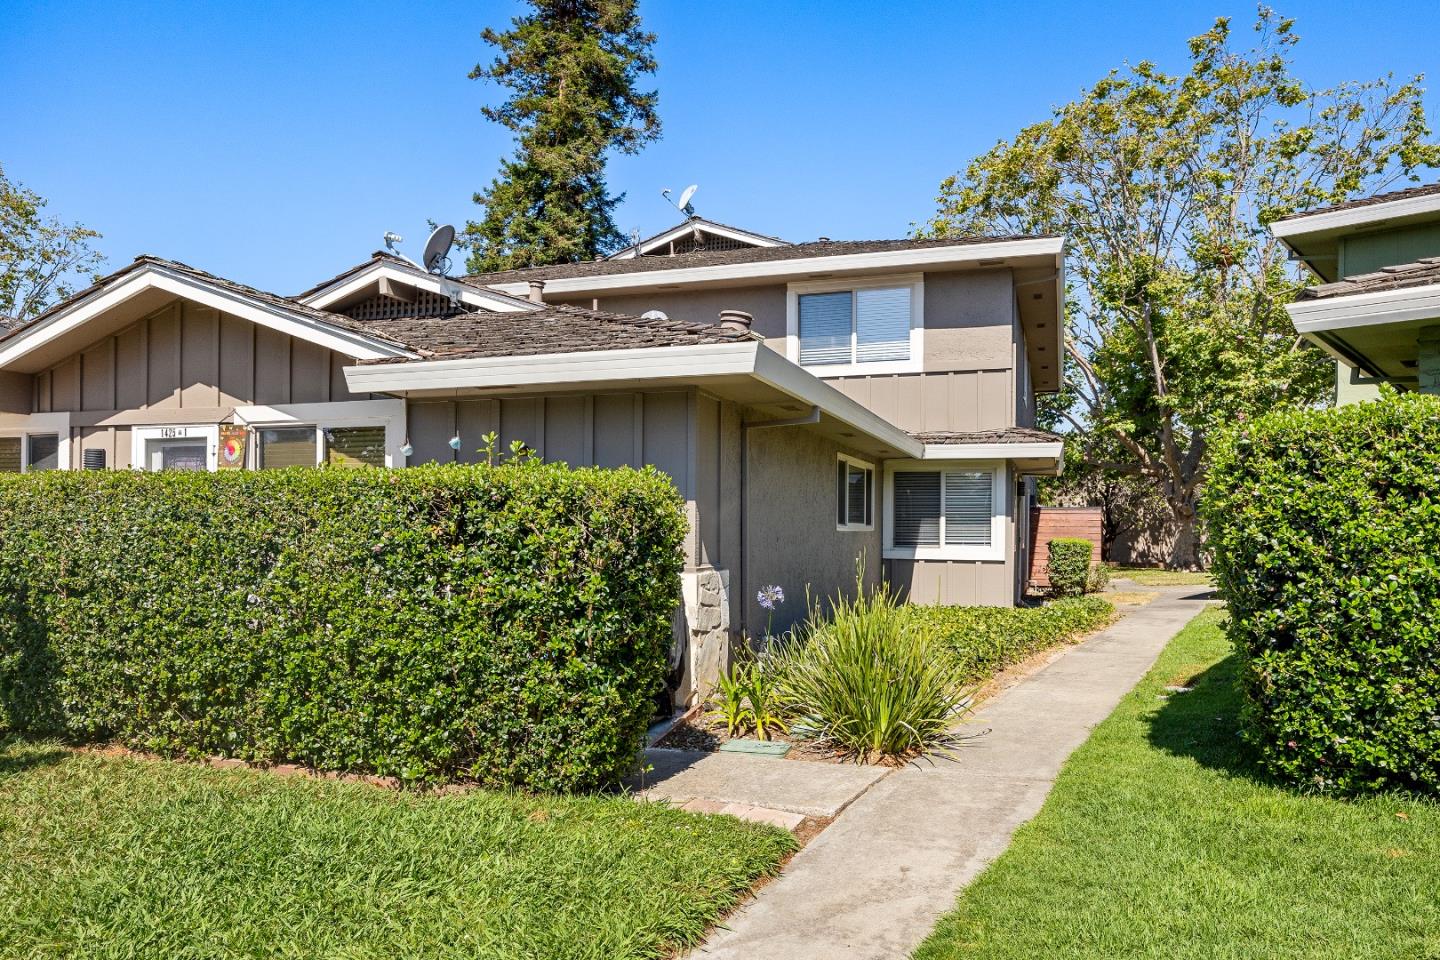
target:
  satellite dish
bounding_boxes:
[640,309,669,320]
[423,224,456,275]
[676,184,698,216]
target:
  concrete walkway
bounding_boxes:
[694,585,1214,960]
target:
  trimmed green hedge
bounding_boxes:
[1205,393,1440,795]
[0,462,685,791]
[1047,538,1093,597]
[905,596,1114,682]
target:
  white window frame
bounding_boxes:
[836,453,875,532]
[882,460,1007,562]
[785,273,925,377]
[132,424,220,472]
[0,413,72,471]
[236,399,405,468]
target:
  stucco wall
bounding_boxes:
[744,426,882,636]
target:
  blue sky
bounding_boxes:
[3,1,1438,293]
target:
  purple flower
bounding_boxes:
[757,585,785,610]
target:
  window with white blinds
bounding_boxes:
[796,285,913,366]
[889,467,999,556]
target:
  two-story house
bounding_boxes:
[1272,182,1440,403]
[0,217,1066,703]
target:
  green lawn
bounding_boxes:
[914,608,1440,960]
[0,742,794,959]
[1110,564,1214,586]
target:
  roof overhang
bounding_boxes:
[1286,282,1440,382]
[484,237,1067,297]
[345,341,925,459]
[1272,192,1440,284]
[607,219,786,260]
[0,262,414,374]
[921,440,1064,476]
[301,259,535,313]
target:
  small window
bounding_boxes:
[27,434,59,472]
[890,468,998,555]
[0,438,20,473]
[798,286,912,366]
[836,455,874,531]
[259,427,317,469]
[324,426,385,468]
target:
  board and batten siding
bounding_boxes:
[22,300,371,468]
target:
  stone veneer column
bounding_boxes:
[677,565,732,706]
[1420,325,1440,396]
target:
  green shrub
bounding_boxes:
[0,462,685,791]
[771,582,972,760]
[1205,392,1440,795]
[1086,561,1112,594]
[1047,538,1094,597]
[907,597,1114,682]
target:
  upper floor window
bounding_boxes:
[787,276,923,375]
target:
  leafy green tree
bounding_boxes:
[924,10,1440,568]
[0,163,104,324]
[464,0,661,274]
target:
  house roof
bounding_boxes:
[1273,182,1440,223]
[910,427,1064,445]
[293,250,431,300]
[0,255,412,350]
[466,234,1052,285]
[607,217,788,260]
[1298,257,1440,300]
[358,303,758,362]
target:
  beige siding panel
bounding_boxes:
[642,392,689,499]
[78,426,117,471]
[693,393,721,567]
[978,369,1010,430]
[921,374,952,433]
[52,358,81,412]
[718,400,743,626]
[35,370,51,412]
[592,394,635,468]
[147,306,181,408]
[408,401,455,464]
[114,323,147,410]
[499,397,543,454]
[456,399,499,463]
[81,339,115,411]
[180,304,220,408]
[290,338,330,404]
[113,426,132,469]
[544,396,586,466]
[947,372,979,431]
[0,372,32,414]
[219,314,255,405]
[331,353,366,402]
[252,326,291,404]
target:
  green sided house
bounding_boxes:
[1271,182,1440,403]
[0,221,1066,703]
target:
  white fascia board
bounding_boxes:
[1271,192,1440,240]
[303,261,534,313]
[921,442,1063,461]
[486,237,1068,297]
[344,341,764,394]
[1285,282,1440,334]
[343,341,925,458]
[0,265,413,369]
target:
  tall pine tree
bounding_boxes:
[464,0,660,273]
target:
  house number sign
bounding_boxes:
[158,427,193,439]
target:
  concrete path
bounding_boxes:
[695,585,1214,960]
[634,748,890,820]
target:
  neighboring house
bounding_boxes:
[0,221,1065,703]
[1272,182,1440,403]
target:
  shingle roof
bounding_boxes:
[466,234,1053,285]
[0,255,413,350]
[1299,257,1440,300]
[1274,182,1440,223]
[610,217,789,258]
[911,427,1064,445]
[358,303,757,362]
[293,251,425,300]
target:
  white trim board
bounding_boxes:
[301,260,535,313]
[0,263,415,371]
[343,341,925,459]
[921,441,1063,461]
[1285,282,1440,334]
[1272,191,1440,240]
[481,237,1067,297]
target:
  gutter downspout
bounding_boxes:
[737,405,820,639]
